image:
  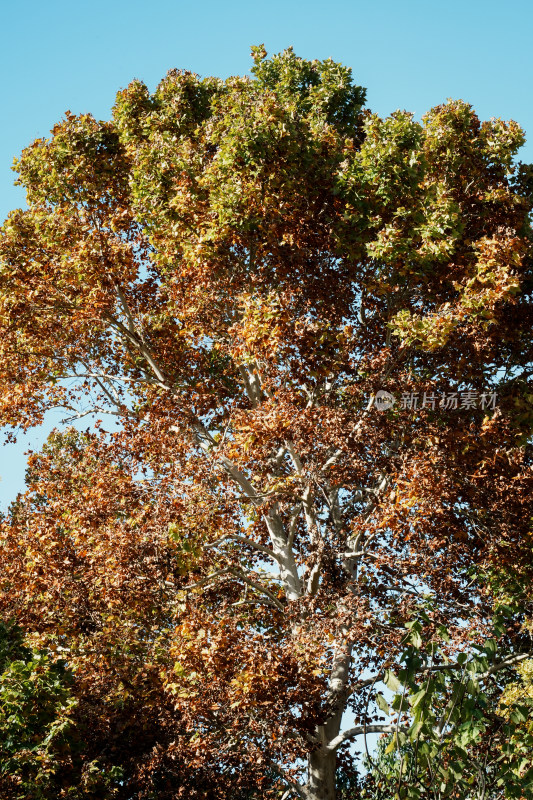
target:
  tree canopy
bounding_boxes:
[0,46,532,800]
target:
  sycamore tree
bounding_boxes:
[0,431,273,799]
[0,46,532,800]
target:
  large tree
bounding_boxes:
[0,46,532,799]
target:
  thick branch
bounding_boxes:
[326,724,396,753]
[185,567,285,611]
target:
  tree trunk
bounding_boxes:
[307,748,336,800]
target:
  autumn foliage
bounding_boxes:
[0,46,532,799]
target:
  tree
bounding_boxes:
[361,649,533,800]
[0,430,273,799]
[0,622,79,799]
[0,45,532,799]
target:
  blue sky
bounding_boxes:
[1,0,533,507]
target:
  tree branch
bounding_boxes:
[204,533,285,566]
[326,724,396,752]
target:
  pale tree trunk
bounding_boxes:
[307,748,337,800]
[303,636,352,800]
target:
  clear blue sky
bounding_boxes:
[1,0,532,508]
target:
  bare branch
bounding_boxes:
[113,281,137,335]
[184,568,233,591]
[103,311,173,389]
[326,724,396,752]
[228,569,285,611]
[184,567,285,611]
[267,761,307,800]
[478,652,532,679]
[238,363,262,407]
[204,533,285,565]
[348,651,533,701]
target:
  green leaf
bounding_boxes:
[408,719,424,740]
[410,688,426,709]
[376,693,390,714]
[384,670,402,693]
